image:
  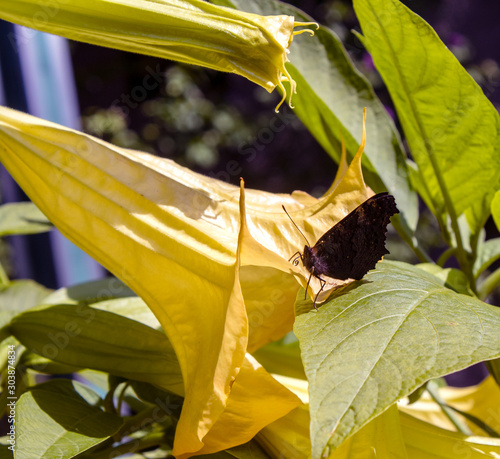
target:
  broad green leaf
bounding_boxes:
[491,190,500,232]
[415,263,473,296]
[466,190,495,238]
[212,0,417,232]
[259,398,409,458]
[20,351,82,375]
[42,277,136,306]
[0,280,51,331]
[252,336,306,380]
[474,238,500,278]
[0,202,52,236]
[9,301,184,394]
[0,0,315,110]
[197,441,270,459]
[16,379,123,458]
[0,443,13,459]
[354,0,500,217]
[294,260,500,457]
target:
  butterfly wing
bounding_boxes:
[310,193,399,280]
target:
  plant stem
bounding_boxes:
[116,381,129,415]
[392,216,432,263]
[437,247,455,267]
[0,261,9,286]
[116,405,163,440]
[87,432,168,459]
[426,380,473,436]
[445,404,500,438]
[478,266,500,300]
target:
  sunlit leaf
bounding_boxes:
[42,277,136,306]
[295,260,500,457]
[0,280,51,331]
[354,0,500,217]
[491,190,500,233]
[0,202,52,236]
[16,379,123,458]
[9,301,185,395]
[474,238,500,278]
[252,336,305,380]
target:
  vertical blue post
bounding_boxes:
[14,25,105,286]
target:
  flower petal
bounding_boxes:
[175,354,302,458]
[1,0,314,109]
[0,106,248,455]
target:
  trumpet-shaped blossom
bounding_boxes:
[1,0,316,110]
[0,106,371,455]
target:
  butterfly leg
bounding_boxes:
[304,271,313,300]
[312,276,327,311]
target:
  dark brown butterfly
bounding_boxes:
[283,192,399,308]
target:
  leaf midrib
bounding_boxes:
[360,0,461,227]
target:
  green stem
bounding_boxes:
[478,266,500,300]
[86,432,168,459]
[426,380,473,436]
[392,216,432,263]
[116,405,161,439]
[0,261,9,286]
[437,247,455,267]
[445,404,500,438]
[116,381,129,415]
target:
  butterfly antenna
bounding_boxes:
[282,205,311,247]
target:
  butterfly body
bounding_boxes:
[285,192,399,307]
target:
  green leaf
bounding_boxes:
[294,260,500,457]
[0,444,13,459]
[16,379,123,458]
[0,280,52,331]
[212,0,418,232]
[9,299,183,395]
[19,351,82,375]
[42,277,136,306]
[415,263,473,296]
[474,238,500,278]
[0,202,52,236]
[354,0,500,217]
[198,441,270,459]
[252,335,306,380]
[491,190,500,232]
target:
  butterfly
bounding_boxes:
[283,192,399,308]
